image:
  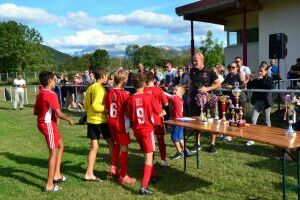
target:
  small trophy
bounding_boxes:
[284,95,297,136]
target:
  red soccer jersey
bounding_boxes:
[166,95,183,119]
[126,93,159,133]
[35,88,60,123]
[105,88,130,133]
[144,86,168,125]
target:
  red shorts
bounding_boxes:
[108,123,130,145]
[38,122,61,150]
[134,130,155,153]
[154,125,165,136]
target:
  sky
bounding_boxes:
[0,0,226,54]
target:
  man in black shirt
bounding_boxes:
[189,53,221,153]
[288,58,300,87]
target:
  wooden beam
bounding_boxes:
[184,14,227,25]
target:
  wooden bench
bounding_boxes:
[164,117,300,200]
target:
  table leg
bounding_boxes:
[184,128,186,172]
[297,148,300,200]
[197,140,199,169]
[282,149,287,200]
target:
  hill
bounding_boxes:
[42,45,73,64]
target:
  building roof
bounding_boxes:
[176,0,262,25]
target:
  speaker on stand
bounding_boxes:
[269,33,288,110]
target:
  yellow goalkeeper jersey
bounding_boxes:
[84,82,107,124]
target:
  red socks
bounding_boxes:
[142,164,152,188]
[157,136,166,161]
[120,151,128,177]
[111,144,120,168]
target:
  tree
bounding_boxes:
[0,21,48,72]
[125,44,141,68]
[199,30,225,68]
[90,49,109,69]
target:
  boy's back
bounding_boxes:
[126,93,154,133]
[84,82,107,124]
[106,88,130,131]
[144,86,167,125]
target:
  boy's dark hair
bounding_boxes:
[132,73,146,89]
[39,71,54,87]
[146,72,155,83]
[93,67,108,80]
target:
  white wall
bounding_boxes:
[225,43,259,72]
[259,0,300,79]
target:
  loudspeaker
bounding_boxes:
[269,33,287,59]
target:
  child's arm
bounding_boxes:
[55,109,74,125]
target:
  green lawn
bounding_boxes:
[0,100,297,200]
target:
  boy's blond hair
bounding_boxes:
[114,69,128,85]
[175,85,185,95]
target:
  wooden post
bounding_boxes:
[191,20,195,62]
[242,8,248,65]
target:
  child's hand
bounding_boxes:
[68,119,75,125]
[160,109,167,117]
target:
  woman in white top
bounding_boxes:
[13,74,26,109]
[214,63,225,83]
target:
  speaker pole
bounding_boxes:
[277,58,280,111]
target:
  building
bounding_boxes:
[176,0,300,77]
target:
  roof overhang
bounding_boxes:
[176,0,262,25]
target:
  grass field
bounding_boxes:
[0,100,297,200]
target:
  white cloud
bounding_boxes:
[48,29,166,49]
[58,11,96,30]
[0,3,56,24]
[99,9,224,34]
[0,3,95,30]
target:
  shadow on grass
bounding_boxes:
[64,146,212,195]
[0,165,45,190]
[0,152,88,183]
[246,158,297,179]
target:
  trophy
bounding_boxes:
[206,94,217,123]
[219,95,229,122]
[284,95,297,136]
[195,92,208,124]
[229,82,246,127]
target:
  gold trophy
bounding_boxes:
[219,96,228,122]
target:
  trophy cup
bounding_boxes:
[229,82,246,127]
[232,82,241,109]
[284,95,297,136]
[195,92,208,124]
[219,95,229,122]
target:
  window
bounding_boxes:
[227,28,258,46]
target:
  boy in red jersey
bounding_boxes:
[105,70,136,184]
[34,71,74,192]
[165,85,191,159]
[144,72,168,166]
[126,73,163,195]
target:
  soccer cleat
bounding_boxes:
[107,170,119,179]
[183,150,191,157]
[171,152,183,160]
[223,136,232,142]
[191,145,202,153]
[246,140,255,146]
[207,145,217,153]
[119,175,136,184]
[139,187,153,195]
[160,160,168,166]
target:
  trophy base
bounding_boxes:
[201,121,208,125]
[285,131,296,137]
[208,118,214,123]
[229,120,246,127]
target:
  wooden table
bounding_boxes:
[164,118,300,200]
